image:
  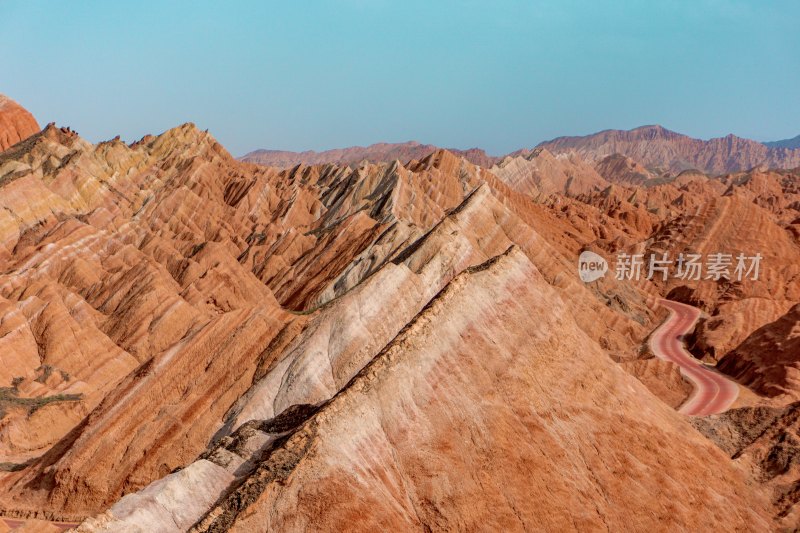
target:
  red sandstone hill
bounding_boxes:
[490,148,609,197]
[240,141,498,168]
[535,125,800,175]
[2,93,800,529]
[593,153,659,186]
[0,119,781,531]
[573,163,800,363]
[0,95,40,152]
[717,304,800,399]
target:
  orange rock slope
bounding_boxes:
[718,304,800,399]
[569,164,800,371]
[0,114,795,530]
[0,95,39,152]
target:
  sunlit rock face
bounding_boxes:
[0,95,40,153]
[0,107,797,530]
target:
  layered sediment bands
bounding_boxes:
[192,249,770,531]
[0,95,40,153]
[594,153,658,186]
[76,243,771,531]
[2,112,799,529]
[490,148,609,197]
[652,192,799,372]
[34,306,291,513]
[654,194,800,303]
[718,304,800,399]
[571,166,800,369]
[689,298,796,362]
[693,402,800,526]
[0,123,655,522]
[227,180,649,435]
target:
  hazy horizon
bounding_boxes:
[2,0,798,156]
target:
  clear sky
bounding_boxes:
[1,1,798,156]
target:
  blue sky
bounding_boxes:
[1,1,798,156]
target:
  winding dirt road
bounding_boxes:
[650,299,739,416]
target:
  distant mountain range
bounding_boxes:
[535,125,800,175]
[3,92,799,177]
[765,134,800,150]
[241,141,498,168]
[242,125,800,175]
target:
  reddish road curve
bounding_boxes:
[650,299,739,416]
